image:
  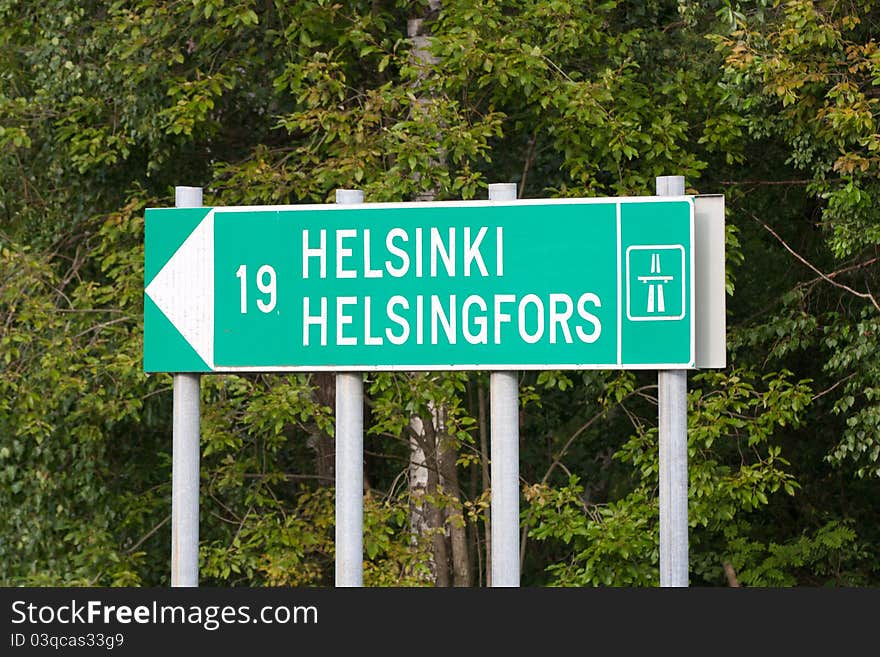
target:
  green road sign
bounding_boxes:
[144,197,694,372]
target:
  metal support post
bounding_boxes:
[488,182,520,587]
[171,185,203,587]
[656,175,689,587]
[334,188,365,587]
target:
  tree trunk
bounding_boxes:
[310,373,336,485]
[406,0,462,587]
[408,413,435,581]
[439,414,472,586]
[417,412,450,586]
[478,382,491,587]
[723,562,741,587]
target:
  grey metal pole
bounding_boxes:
[171,185,203,588]
[656,175,689,587]
[334,188,365,587]
[488,182,520,587]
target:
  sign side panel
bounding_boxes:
[694,195,727,369]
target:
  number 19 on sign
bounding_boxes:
[235,264,278,314]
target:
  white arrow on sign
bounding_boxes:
[145,211,216,369]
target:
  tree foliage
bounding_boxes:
[1,0,879,586]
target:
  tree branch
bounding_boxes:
[519,130,538,198]
[751,212,880,312]
[125,514,170,554]
[811,373,856,401]
[798,256,880,289]
[721,179,811,186]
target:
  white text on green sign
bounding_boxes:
[143,197,695,372]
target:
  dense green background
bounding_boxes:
[1,0,878,586]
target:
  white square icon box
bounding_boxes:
[625,245,686,321]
